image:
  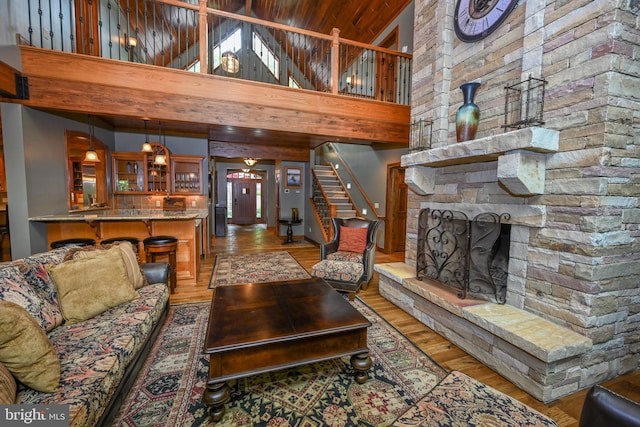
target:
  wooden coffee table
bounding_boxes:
[202,277,372,421]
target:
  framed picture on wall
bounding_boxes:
[285,166,302,188]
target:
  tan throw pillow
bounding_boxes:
[116,241,145,289]
[49,246,138,324]
[0,362,17,404]
[65,242,146,289]
[0,301,60,392]
[337,226,368,254]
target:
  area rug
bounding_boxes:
[393,370,558,427]
[208,250,311,288]
[111,299,448,426]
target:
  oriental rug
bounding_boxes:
[111,299,449,426]
[208,250,311,288]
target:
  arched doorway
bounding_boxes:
[226,170,265,225]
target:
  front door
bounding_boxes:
[227,170,264,225]
[229,178,256,225]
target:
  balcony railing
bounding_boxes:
[19,0,412,105]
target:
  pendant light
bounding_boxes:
[141,120,152,152]
[154,121,167,165]
[84,115,99,162]
[221,51,240,74]
[244,158,257,167]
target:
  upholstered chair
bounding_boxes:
[311,217,381,300]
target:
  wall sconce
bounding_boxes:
[141,120,152,152]
[221,51,240,74]
[346,76,352,86]
[84,115,99,162]
[244,158,257,167]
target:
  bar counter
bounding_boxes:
[30,210,208,285]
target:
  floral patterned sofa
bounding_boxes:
[0,243,170,426]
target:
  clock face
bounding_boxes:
[454,0,519,42]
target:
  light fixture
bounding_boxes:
[242,168,250,173]
[244,158,257,167]
[154,121,167,165]
[221,51,240,74]
[84,115,100,162]
[141,120,152,152]
[346,76,352,86]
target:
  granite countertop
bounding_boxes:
[29,209,208,222]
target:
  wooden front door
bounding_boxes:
[229,178,256,225]
[384,163,407,253]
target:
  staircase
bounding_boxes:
[313,165,357,218]
[311,165,358,240]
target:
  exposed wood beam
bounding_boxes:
[14,47,410,147]
[0,61,20,98]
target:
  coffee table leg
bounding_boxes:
[203,381,230,422]
[350,351,371,384]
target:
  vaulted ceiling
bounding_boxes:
[207,0,412,44]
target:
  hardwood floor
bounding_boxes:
[171,224,639,427]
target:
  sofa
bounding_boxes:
[0,242,170,426]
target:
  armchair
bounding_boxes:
[311,217,381,300]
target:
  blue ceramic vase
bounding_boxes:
[456,82,481,142]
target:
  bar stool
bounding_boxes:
[50,238,96,249]
[143,235,178,293]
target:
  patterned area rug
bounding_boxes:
[111,299,448,426]
[393,370,558,426]
[208,251,311,288]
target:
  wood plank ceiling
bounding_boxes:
[209,0,411,44]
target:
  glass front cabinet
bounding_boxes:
[112,153,145,194]
[171,155,204,194]
[113,151,203,195]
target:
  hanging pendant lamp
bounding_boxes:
[154,121,167,165]
[221,51,240,74]
[141,120,153,152]
[84,115,100,162]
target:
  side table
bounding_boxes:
[278,218,302,244]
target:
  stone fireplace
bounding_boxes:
[375,0,639,404]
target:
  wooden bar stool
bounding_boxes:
[50,238,96,249]
[143,236,178,293]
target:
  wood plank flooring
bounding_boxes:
[170,224,640,427]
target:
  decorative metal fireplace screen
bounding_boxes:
[416,209,511,304]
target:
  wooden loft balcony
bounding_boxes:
[11,47,409,155]
[1,1,412,160]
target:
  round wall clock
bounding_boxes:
[454,0,519,42]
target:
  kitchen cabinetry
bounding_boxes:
[113,151,203,195]
[113,153,145,194]
[171,155,204,194]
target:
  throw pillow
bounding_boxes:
[337,226,368,254]
[48,246,138,324]
[66,242,146,289]
[13,247,70,332]
[0,265,61,332]
[0,301,60,393]
[0,362,16,404]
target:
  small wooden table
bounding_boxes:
[202,277,371,421]
[278,218,302,244]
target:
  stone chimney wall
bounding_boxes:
[406,0,640,386]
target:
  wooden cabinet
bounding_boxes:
[113,151,203,195]
[113,153,145,194]
[171,155,204,194]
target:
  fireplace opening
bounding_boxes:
[417,209,511,304]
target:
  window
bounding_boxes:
[213,27,242,71]
[289,76,300,88]
[187,59,200,73]
[252,32,279,80]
